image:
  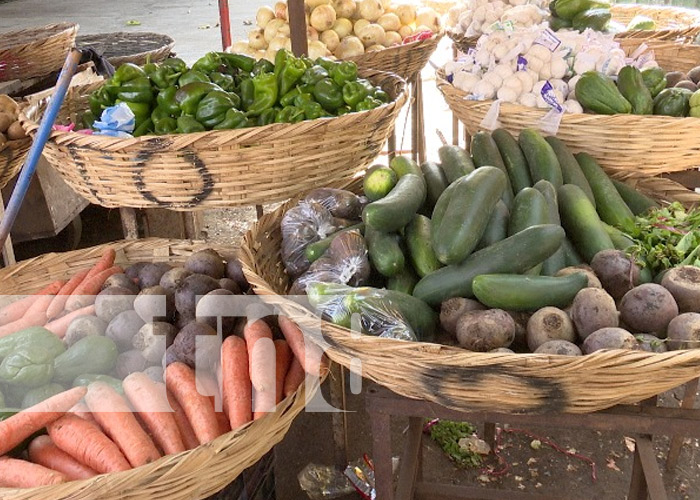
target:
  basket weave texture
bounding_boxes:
[437,41,700,204]
[76,32,175,67]
[0,139,29,190]
[0,23,78,82]
[239,179,700,415]
[0,238,320,500]
[19,69,406,210]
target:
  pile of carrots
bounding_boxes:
[0,248,121,338]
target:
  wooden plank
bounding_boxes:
[667,378,699,470]
[636,436,668,500]
[288,0,308,56]
[329,363,347,467]
[371,411,394,500]
[120,208,140,240]
[394,417,423,500]
[415,482,566,500]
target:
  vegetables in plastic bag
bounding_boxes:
[304,188,364,219]
[281,202,340,278]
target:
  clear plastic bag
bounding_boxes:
[304,188,364,220]
[281,202,339,278]
[297,463,355,499]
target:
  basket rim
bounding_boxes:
[75,31,175,63]
[0,22,78,52]
[350,30,444,59]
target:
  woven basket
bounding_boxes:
[76,32,175,67]
[0,23,78,82]
[18,69,406,210]
[349,33,443,81]
[239,179,700,415]
[0,138,29,190]
[0,237,321,500]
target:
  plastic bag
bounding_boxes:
[93,102,135,138]
[304,188,364,220]
[297,463,355,499]
[281,202,339,278]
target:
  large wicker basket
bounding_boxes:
[76,32,175,67]
[0,23,78,82]
[18,69,406,210]
[239,177,700,415]
[437,41,700,198]
[0,238,321,500]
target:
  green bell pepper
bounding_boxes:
[301,65,330,86]
[246,72,278,116]
[179,70,211,87]
[280,84,315,107]
[315,57,339,72]
[274,49,290,77]
[258,108,277,126]
[111,62,148,85]
[275,105,304,123]
[89,86,115,117]
[176,115,206,134]
[313,78,344,112]
[278,57,307,97]
[300,55,315,69]
[154,116,178,135]
[133,117,154,137]
[0,344,55,388]
[116,76,154,104]
[162,57,188,73]
[156,86,181,116]
[192,52,223,74]
[213,108,248,129]
[210,72,236,92]
[82,110,96,129]
[300,101,325,120]
[240,78,255,111]
[176,82,223,115]
[373,88,389,103]
[330,61,358,87]
[252,58,275,76]
[151,106,172,123]
[355,96,382,112]
[336,105,352,116]
[221,52,256,73]
[150,65,182,90]
[116,100,152,128]
[143,62,158,78]
[342,81,369,108]
[293,93,314,107]
[195,90,238,129]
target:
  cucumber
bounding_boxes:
[53,334,118,384]
[472,273,589,311]
[438,144,474,183]
[534,180,567,276]
[557,184,615,262]
[305,223,365,262]
[507,187,548,236]
[575,152,634,228]
[518,128,563,188]
[492,128,532,193]
[405,215,442,277]
[363,165,397,201]
[471,131,514,206]
[390,156,423,179]
[432,167,508,265]
[562,237,584,266]
[611,179,659,215]
[362,174,427,232]
[387,267,419,295]
[476,200,510,249]
[544,136,596,206]
[602,222,635,250]
[421,161,448,210]
[365,226,405,278]
[430,180,459,229]
[413,224,565,306]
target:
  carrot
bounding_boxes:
[274,339,292,404]
[45,269,90,320]
[167,390,200,450]
[23,280,66,323]
[278,315,328,375]
[84,248,117,281]
[123,372,186,456]
[221,336,252,430]
[283,357,306,398]
[0,386,87,456]
[165,362,220,445]
[28,435,98,481]
[244,325,276,419]
[68,402,98,425]
[196,370,230,436]
[84,382,161,468]
[64,265,123,312]
[48,414,130,474]
[0,317,40,338]
[0,280,66,327]
[44,305,96,338]
[0,456,66,487]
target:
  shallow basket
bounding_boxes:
[76,32,175,67]
[437,41,700,201]
[18,69,406,210]
[0,238,320,500]
[0,23,78,82]
[239,177,700,415]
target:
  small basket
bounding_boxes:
[76,32,175,67]
[349,33,443,82]
[0,237,321,500]
[239,179,700,415]
[19,69,407,211]
[0,23,78,82]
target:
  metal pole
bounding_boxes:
[218,0,232,50]
[0,48,82,249]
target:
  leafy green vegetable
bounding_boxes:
[428,420,482,468]
[622,202,700,275]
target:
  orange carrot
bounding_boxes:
[0,456,67,487]
[23,280,66,323]
[123,372,186,456]
[0,386,87,456]
[84,248,116,282]
[65,266,123,312]
[196,371,230,436]
[283,357,306,398]
[244,320,276,419]
[45,269,90,320]
[221,336,252,430]
[0,280,66,327]
[165,362,220,445]
[48,414,130,474]
[68,402,98,425]
[84,382,161,468]
[167,390,200,450]
[278,315,329,374]
[274,339,292,404]
[0,317,40,338]
[44,305,95,338]
[28,435,98,481]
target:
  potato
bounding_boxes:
[115,349,148,379]
[555,265,602,289]
[185,249,225,279]
[534,340,582,356]
[138,262,172,289]
[661,265,700,313]
[415,7,440,33]
[64,315,108,347]
[249,28,267,50]
[456,309,516,352]
[333,18,354,39]
[174,273,220,317]
[439,297,485,335]
[570,288,618,340]
[526,307,576,352]
[134,286,174,323]
[333,0,356,19]
[358,23,386,47]
[384,30,402,46]
[159,267,192,293]
[264,19,287,44]
[95,286,136,323]
[688,66,700,84]
[0,112,13,133]
[256,5,276,28]
[582,327,636,353]
[311,4,337,31]
[101,273,139,294]
[675,80,697,91]
[366,44,385,52]
[394,3,416,25]
[354,18,370,36]
[489,347,514,353]
[268,35,290,52]
[106,310,145,351]
[666,71,686,88]
[125,262,149,281]
[275,1,288,20]
[634,333,668,353]
[308,40,331,59]
[590,249,641,300]
[175,313,195,331]
[666,313,700,350]
[133,322,177,363]
[218,278,241,294]
[223,255,249,292]
[0,132,6,148]
[320,29,341,52]
[378,12,400,31]
[358,0,384,21]
[398,25,413,39]
[170,322,218,368]
[620,284,679,336]
[143,365,164,383]
[197,289,238,334]
[508,311,530,352]
[6,122,26,140]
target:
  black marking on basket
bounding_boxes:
[67,144,105,204]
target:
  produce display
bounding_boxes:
[231,0,442,61]
[446,0,549,38]
[0,95,28,147]
[86,50,389,137]
[548,0,655,33]
[280,128,700,354]
[0,247,321,488]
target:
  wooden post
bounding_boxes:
[218,0,232,50]
[288,0,308,56]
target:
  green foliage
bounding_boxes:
[428,420,482,468]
